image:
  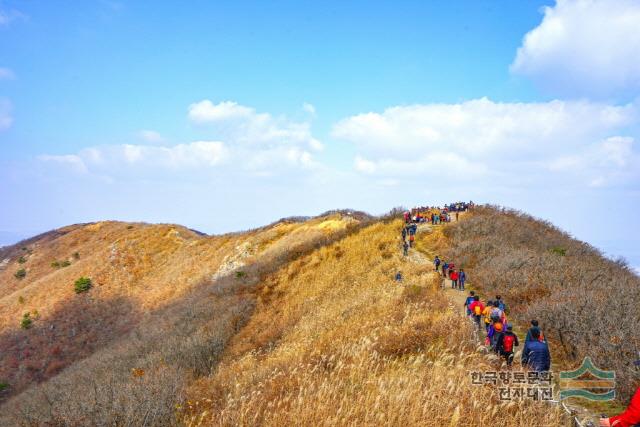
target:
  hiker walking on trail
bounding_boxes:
[395,272,403,282]
[442,261,449,278]
[487,315,505,351]
[496,325,519,366]
[434,255,441,272]
[403,241,409,256]
[464,291,475,316]
[599,359,640,426]
[458,269,466,290]
[450,269,458,289]
[401,227,407,241]
[468,296,485,329]
[525,320,546,343]
[521,329,551,372]
[409,233,415,247]
[482,301,493,333]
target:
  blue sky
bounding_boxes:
[1,0,639,269]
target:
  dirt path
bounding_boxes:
[402,217,597,427]
[403,227,470,318]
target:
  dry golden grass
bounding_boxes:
[0,214,359,406]
[184,220,566,427]
[437,206,640,402]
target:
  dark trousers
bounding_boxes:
[501,351,514,366]
[474,315,482,328]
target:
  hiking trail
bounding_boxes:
[400,215,600,427]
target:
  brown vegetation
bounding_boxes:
[0,214,362,425]
[183,219,564,426]
[3,205,622,425]
[437,205,640,400]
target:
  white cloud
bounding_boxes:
[137,129,164,144]
[333,98,639,187]
[302,102,316,115]
[188,99,323,152]
[600,136,633,167]
[188,100,253,123]
[41,141,229,172]
[354,156,377,174]
[511,0,640,98]
[0,67,15,80]
[0,98,13,131]
[547,136,637,187]
[38,101,322,178]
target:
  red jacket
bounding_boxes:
[611,387,640,427]
[450,271,458,280]
[468,301,485,316]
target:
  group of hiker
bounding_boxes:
[463,290,551,371]
[405,201,474,224]
[401,223,418,255]
[398,205,639,426]
[433,255,466,290]
[399,204,640,426]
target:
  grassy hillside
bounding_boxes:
[0,213,363,424]
[437,206,640,400]
[182,219,563,426]
[3,206,634,426]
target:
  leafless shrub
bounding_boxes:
[440,205,640,399]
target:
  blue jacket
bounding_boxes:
[521,340,551,372]
[459,271,466,282]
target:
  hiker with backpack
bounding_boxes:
[495,295,507,313]
[482,301,494,333]
[525,320,546,343]
[450,269,458,289]
[599,359,640,426]
[401,227,407,241]
[403,241,409,256]
[464,291,475,316]
[490,301,505,324]
[521,329,551,372]
[487,316,505,351]
[458,269,466,290]
[468,296,485,329]
[496,325,519,366]
[442,261,449,278]
[434,256,441,272]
